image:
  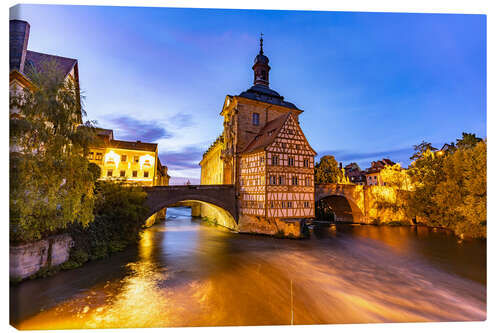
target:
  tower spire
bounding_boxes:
[259,33,264,55]
[253,33,270,86]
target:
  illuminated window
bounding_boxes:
[134,156,139,163]
[288,202,293,208]
[288,157,294,166]
[303,159,309,168]
[120,170,125,177]
[304,201,309,208]
[271,155,279,165]
[121,155,127,162]
[88,152,94,160]
[260,157,265,165]
[305,177,311,186]
[132,170,138,177]
[107,170,113,177]
[252,113,260,126]
[292,176,298,185]
[96,153,103,160]
[144,171,149,178]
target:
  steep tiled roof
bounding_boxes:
[242,112,291,154]
[24,50,77,78]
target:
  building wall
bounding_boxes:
[366,172,385,186]
[88,147,157,186]
[239,151,266,216]
[226,97,301,155]
[264,115,315,218]
[200,140,224,185]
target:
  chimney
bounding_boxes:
[10,20,30,73]
[339,162,343,169]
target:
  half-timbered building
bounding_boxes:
[200,36,317,225]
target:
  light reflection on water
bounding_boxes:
[11,207,486,329]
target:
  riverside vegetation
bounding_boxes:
[314,133,486,239]
[10,61,150,280]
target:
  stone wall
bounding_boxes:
[316,184,412,224]
[238,214,303,238]
[144,208,167,227]
[200,202,238,230]
[10,234,73,280]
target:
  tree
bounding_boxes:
[380,163,412,191]
[10,60,97,243]
[410,141,437,160]
[314,155,343,184]
[456,132,482,150]
[406,135,486,238]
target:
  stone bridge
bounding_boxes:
[315,184,369,223]
[315,183,409,224]
[143,185,238,222]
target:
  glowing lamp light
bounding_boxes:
[139,154,155,170]
[104,150,120,169]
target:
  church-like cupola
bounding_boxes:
[252,34,270,87]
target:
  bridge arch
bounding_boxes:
[143,185,238,227]
[315,184,367,223]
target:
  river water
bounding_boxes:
[10,207,486,329]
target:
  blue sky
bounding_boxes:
[11,5,486,184]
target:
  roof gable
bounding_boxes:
[24,50,77,79]
[241,112,290,154]
[268,114,317,156]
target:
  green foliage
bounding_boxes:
[380,164,413,191]
[314,155,343,184]
[67,181,149,261]
[456,132,482,150]
[410,141,437,160]
[10,60,97,243]
[407,135,486,238]
[88,163,102,183]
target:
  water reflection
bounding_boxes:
[11,208,486,329]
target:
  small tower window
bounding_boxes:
[252,113,260,126]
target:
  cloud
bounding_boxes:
[158,145,205,171]
[106,116,173,142]
[170,112,195,128]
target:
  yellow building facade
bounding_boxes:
[87,128,169,187]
